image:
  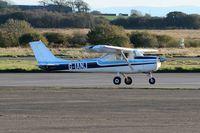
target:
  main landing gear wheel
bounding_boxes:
[124,77,132,85]
[113,76,121,85]
[149,77,156,85]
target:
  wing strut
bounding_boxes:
[120,51,134,72]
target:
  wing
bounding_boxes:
[84,45,158,53]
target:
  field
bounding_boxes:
[0,47,200,58]
[0,60,38,72]
[127,29,200,39]
[36,28,200,39]
[102,15,129,20]
[0,47,100,59]
[0,59,199,73]
[0,29,200,72]
[159,60,200,72]
[36,28,89,35]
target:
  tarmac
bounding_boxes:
[0,73,199,89]
[0,73,200,133]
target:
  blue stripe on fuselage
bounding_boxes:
[39,61,157,71]
[38,56,158,71]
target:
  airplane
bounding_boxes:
[29,41,167,85]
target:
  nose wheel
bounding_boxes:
[149,77,156,84]
[148,72,156,85]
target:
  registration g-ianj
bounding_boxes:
[30,41,167,85]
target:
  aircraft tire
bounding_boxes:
[149,77,156,84]
[113,76,121,85]
[124,77,132,85]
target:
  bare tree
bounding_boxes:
[38,0,90,13]
[66,0,75,12]
[51,0,67,6]
[38,0,50,6]
[80,1,89,12]
[74,0,89,13]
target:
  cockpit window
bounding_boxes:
[100,53,123,61]
[134,51,144,56]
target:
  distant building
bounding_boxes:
[118,13,129,16]
[100,13,117,16]
[12,5,72,13]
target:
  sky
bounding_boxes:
[12,0,200,16]
[12,0,200,8]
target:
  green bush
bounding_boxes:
[43,32,71,47]
[130,31,181,48]
[87,24,131,47]
[185,39,200,47]
[156,35,179,48]
[19,32,48,47]
[130,31,158,48]
[0,32,6,47]
[70,33,88,47]
[0,19,34,47]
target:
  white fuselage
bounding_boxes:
[40,56,161,73]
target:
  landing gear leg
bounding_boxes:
[113,73,133,85]
[148,72,156,85]
[121,73,132,85]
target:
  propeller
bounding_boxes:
[159,56,167,62]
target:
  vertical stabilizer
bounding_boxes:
[29,41,67,65]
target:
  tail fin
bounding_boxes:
[29,41,67,65]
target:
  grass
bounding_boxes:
[0,47,199,58]
[159,60,200,72]
[0,60,39,72]
[35,28,200,40]
[126,29,200,39]
[0,59,199,73]
[158,48,200,57]
[0,47,101,59]
[0,47,33,57]
[36,28,89,35]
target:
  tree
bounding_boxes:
[91,10,101,15]
[88,24,131,47]
[66,0,75,12]
[38,0,50,6]
[144,13,151,17]
[38,0,90,13]
[166,11,187,19]
[130,9,143,17]
[1,19,34,47]
[74,0,89,13]
[51,0,67,6]
[166,11,187,28]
